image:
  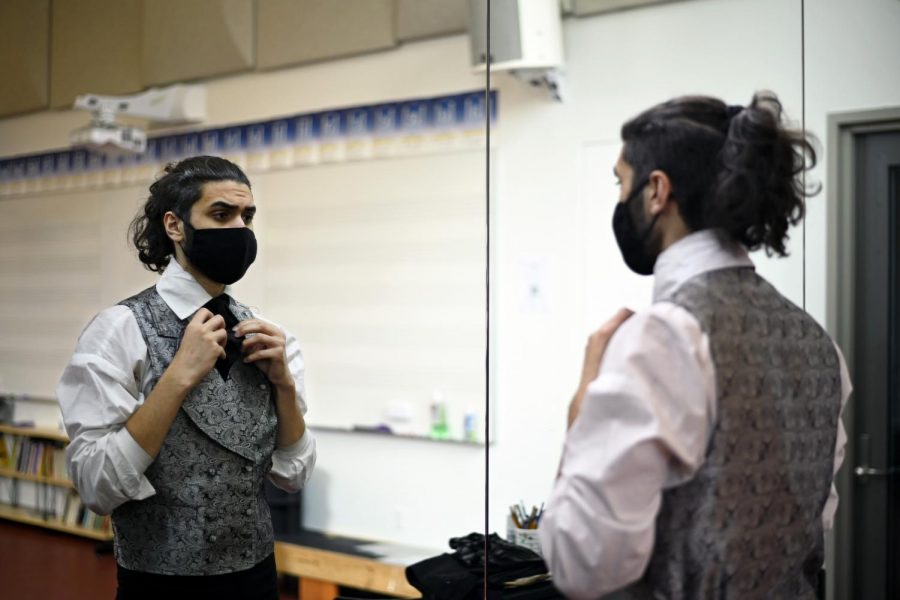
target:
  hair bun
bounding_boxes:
[726,105,744,119]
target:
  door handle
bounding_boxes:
[854,465,899,479]
[854,433,899,483]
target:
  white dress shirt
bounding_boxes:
[58,259,316,516]
[539,230,850,600]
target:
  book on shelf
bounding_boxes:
[0,433,69,482]
[0,434,9,468]
[0,428,109,538]
[61,490,110,533]
[63,491,80,525]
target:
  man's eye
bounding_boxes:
[213,212,228,220]
[244,213,255,223]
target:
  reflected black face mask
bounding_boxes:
[611,177,662,276]
[180,218,257,285]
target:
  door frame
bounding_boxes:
[827,107,900,600]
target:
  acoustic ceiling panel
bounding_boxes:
[256,0,396,70]
[143,0,255,86]
[396,0,468,42]
[0,0,50,118]
[50,0,142,108]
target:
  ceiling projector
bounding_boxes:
[70,84,207,156]
[70,120,147,155]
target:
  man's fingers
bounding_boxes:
[204,314,226,330]
[192,308,214,323]
[613,307,635,323]
[214,328,227,348]
[243,347,280,364]
[241,333,281,352]
[605,307,634,329]
[597,308,635,338]
[579,308,635,392]
[234,319,280,338]
[191,310,225,330]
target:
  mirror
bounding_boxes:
[0,0,491,590]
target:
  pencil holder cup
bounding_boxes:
[507,516,543,556]
[513,527,543,556]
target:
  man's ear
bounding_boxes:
[647,169,673,215]
[163,211,184,243]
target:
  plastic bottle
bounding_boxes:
[429,391,449,439]
[463,407,478,442]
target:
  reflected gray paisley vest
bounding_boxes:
[625,268,842,599]
[114,287,278,575]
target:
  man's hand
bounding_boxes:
[170,309,227,388]
[236,319,304,446]
[568,308,634,429]
[127,308,225,458]
[235,319,294,389]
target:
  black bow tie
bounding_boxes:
[202,294,243,380]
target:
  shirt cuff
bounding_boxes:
[275,430,313,457]
[113,426,154,475]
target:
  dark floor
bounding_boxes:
[0,520,298,599]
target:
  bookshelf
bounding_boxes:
[0,467,75,488]
[0,504,112,541]
[0,424,69,443]
[0,424,113,541]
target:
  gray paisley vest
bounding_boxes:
[114,287,278,575]
[624,268,842,599]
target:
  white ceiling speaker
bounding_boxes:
[468,0,566,101]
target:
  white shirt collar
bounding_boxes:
[652,229,754,302]
[156,259,233,320]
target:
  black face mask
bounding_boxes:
[612,177,662,276]
[180,217,257,285]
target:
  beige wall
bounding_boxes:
[50,0,143,109]
[0,0,471,118]
[0,0,50,117]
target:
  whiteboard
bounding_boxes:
[0,186,156,397]
[253,151,487,436]
[0,150,487,442]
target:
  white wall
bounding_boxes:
[489,0,804,532]
[486,0,900,539]
[1,0,898,553]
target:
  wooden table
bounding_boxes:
[274,531,434,599]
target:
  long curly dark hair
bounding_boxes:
[129,155,251,272]
[621,91,818,256]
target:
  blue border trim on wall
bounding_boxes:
[0,90,497,195]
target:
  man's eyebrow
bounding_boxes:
[208,200,238,210]
[208,200,255,212]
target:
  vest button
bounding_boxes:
[245,465,253,472]
[259,384,267,391]
[208,468,216,476]
[209,535,217,542]
[246,508,253,516]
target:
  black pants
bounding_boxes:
[115,553,278,600]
